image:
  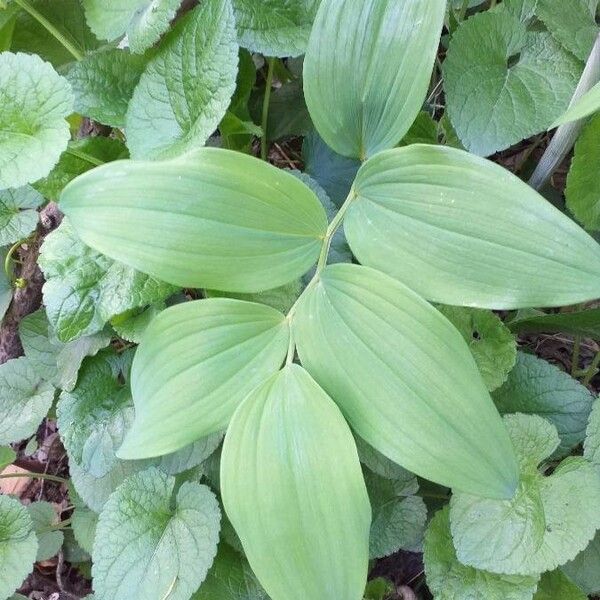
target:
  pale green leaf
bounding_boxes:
[28,501,63,561]
[83,0,182,53]
[92,467,220,600]
[0,51,73,189]
[66,49,147,128]
[553,81,600,126]
[345,145,600,308]
[493,352,595,458]
[221,365,371,600]
[437,306,516,391]
[536,0,599,62]
[34,136,129,201]
[69,483,98,555]
[366,470,426,558]
[125,0,238,159]
[11,0,99,66]
[119,298,289,458]
[293,264,518,498]
[424,507,540,600]
[192,544,268,600]
[60,148,328,292]
[0,186,43,246]
[0,495,37,599]
[443,10,581,156]
[562,531,600,596]
[584,398,600,469]
[59,352,223,511]
[206,280,301,315]
[400,111,439,147]
[450,414,600,575]
[110,302,165,343]
[39,219,176,342]
[503,0,538,22]
[0,446,16,470]
[0,357,54,444]
[304,0,446,159]
[566,114,600,230]
[232,0,318,57]
[533,570,586,600]
[19,308,111,391]
[355,437,417,487]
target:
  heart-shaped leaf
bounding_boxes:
[60,148,328,292]
[304,0,446,159]
[345,145,600,308]
[221,365,371,600]
[293,263,518,499]
[118,298,290,458]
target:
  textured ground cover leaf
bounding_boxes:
[0,186,43,246]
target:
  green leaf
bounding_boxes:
[206,281,301,315]
[355,436,417,486]
[125,0,238,159]
[345,145,600,308]
[584,398,600,469]
[0,357,54,445]
[533,570,586,600]
[0,446,16,470]
[11,0,99,67]
[39,219,176,343]
[365,470,427,558]
[493,352,595,458]
[437,306,516,391]
[262,79,312,142]
[443,10,581,156]
[192,544,268,600]
[535,0,599,62]
[59,352,223,511]
[92,467,220,600]
[118,298,289,458]
[293,263,518,499]
[562,531,600,596]
[400,111,439,147]
[0,495,37,599]
[304,0,446,159]
[82,0,182,53]
[450,414,600,575]
[221,365,371,600]
[20,308,111,391]
[302,130,360,207]
[424,507,540,600]
[553,81,600,126]
[0,186,43,246]
[60,148,328,292]
[0,250,11,322]
[0,52,73,189]
[566,114,600,230]
[28,501,63,561]
[111,302,165,343]
[66,49,147,128]
[69,483,98,555]
[509,307,600,339]
[34,137,129,201]
[232,0,318,57]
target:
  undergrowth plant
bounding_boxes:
[1,0,600,599]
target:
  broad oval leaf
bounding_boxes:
[92,467,220,600]
[221,364,371,600]
[118,298,290,458]
[125,0,238,159]
[0,51,73,189]
[293,264,518,499]
[345,145,600,309]
[303,0,446,159]
[0,495,37,599]
[60,148,328,291]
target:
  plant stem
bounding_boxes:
[571,336,582,376]
[489,0,497,8]
[529,32,600,190]
[12,0,83,61]
[0,471,68,484]
[583,350,600,386]
[285,190,358,364]
[38,518,73,534]
[260,57,275,161]
[458,0,470,21]
[65,147,105,167]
